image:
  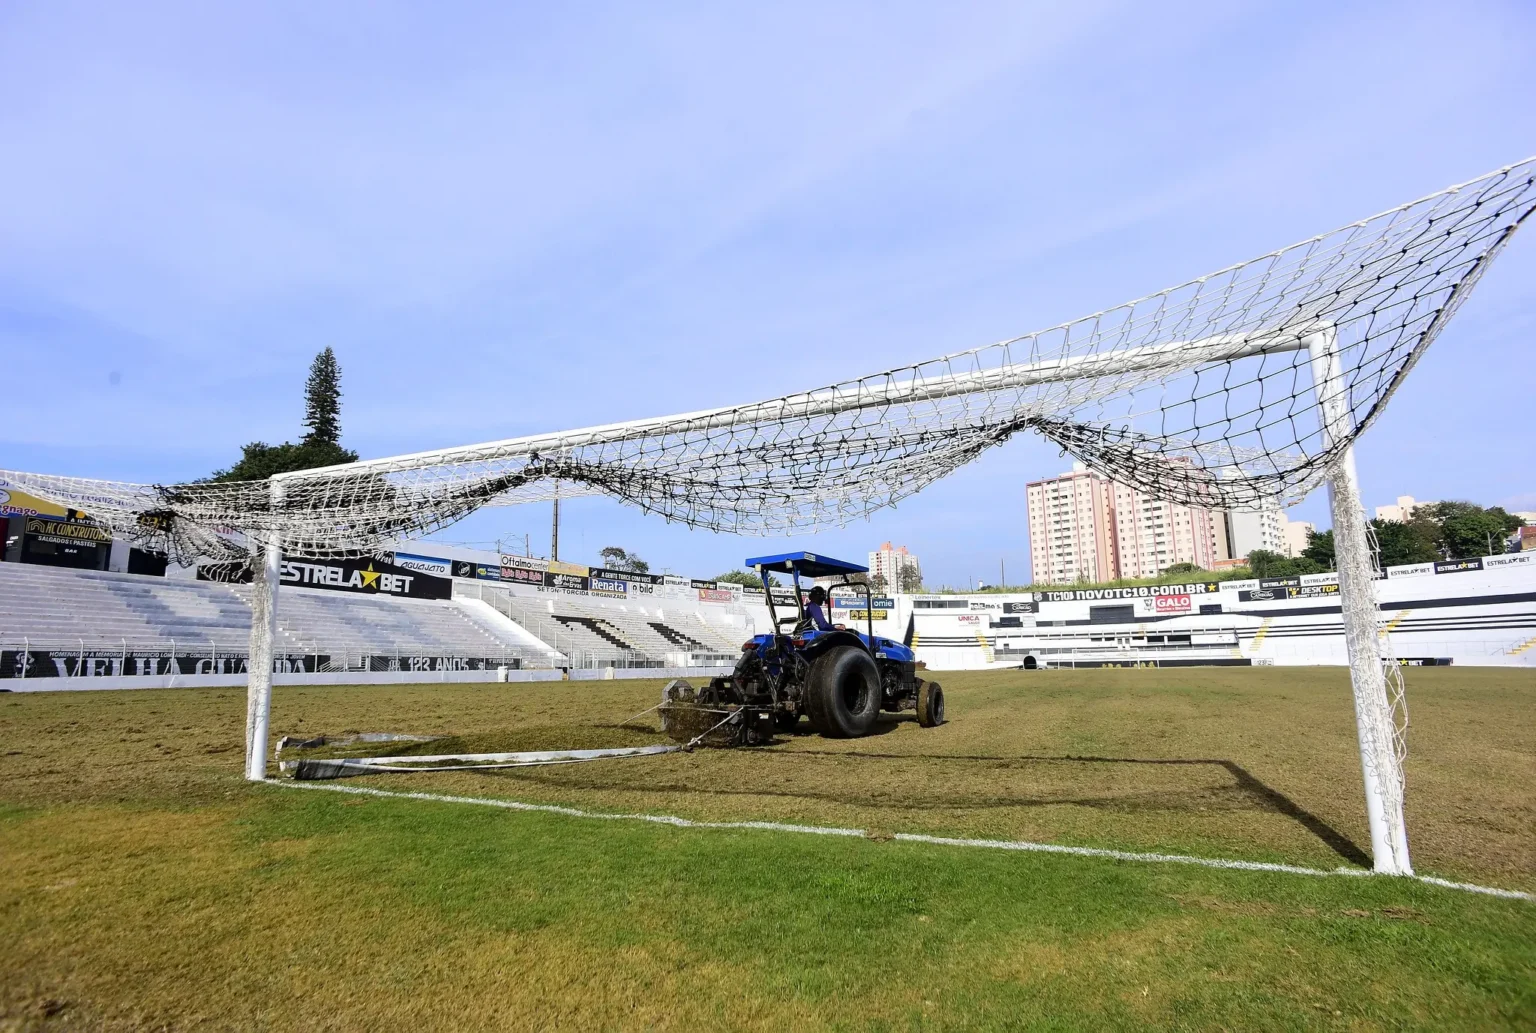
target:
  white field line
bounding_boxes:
[269,780,1533,902]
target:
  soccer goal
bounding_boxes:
[5,158,1533,876]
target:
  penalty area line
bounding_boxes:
[267,779,1533,902]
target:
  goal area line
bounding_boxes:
[269,780,1532,902]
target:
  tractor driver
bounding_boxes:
[799,586,844,633]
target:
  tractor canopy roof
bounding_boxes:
[744,551,868,578]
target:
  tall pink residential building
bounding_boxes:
[1026,464,1225,583]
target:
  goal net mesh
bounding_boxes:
[1,159,1531,565]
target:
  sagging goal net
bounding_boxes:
[1,159,1532,564]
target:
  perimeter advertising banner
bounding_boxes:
[1137,593,1192,615]
[587,566,663,585]
[589,576,628,598]
[545,566,591,591]
[198,556,452,600]
[0,652,327,679]
[392,552,454,578]
[20,514,111,569]
[500,555,548,583]
[501,565,545,586]
[1038,581,1220,602]
[1238,583,1340,602]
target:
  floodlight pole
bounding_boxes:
[244,480,285,782]
[1306,330,1411,875]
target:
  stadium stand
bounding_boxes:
[240,588,542,669]
[0,561,274,652]
[0,563,551,668]
[469,584,745,665]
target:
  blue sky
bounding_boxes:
[2,1,1533,586]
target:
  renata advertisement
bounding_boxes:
[590,576,628,598]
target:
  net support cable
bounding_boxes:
[4,159,1534,874]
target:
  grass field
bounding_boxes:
[2,667,1532,1030]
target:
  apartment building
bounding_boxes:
[1025,465,1118,584]
[1026,464,1224,582]
[868,542,920,589]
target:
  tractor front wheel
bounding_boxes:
[806,646,881,738]
[916,680,946,728]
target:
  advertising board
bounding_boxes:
[393,552,454,578]
[545,572,591,592]
[1435,558,1483,574]
[590,576,628,598]
[1138,593,1192,615]
[1038,581,1219,602]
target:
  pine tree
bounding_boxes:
[303,348,343,446]
[209,349,357,481]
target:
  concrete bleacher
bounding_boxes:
[0,563,547,667]
[237,587,533,666]
[0,561,278,652]
[470,585,745,665]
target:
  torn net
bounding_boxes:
[3,158,1532,562]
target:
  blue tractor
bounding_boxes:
[659,552,946,745]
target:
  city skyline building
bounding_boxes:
[868,541,920,590]
[1026,464,1224,583]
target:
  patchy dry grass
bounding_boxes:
[1,667,1532,1030]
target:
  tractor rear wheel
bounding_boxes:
[806,646,881,738]
[917,680,946,727]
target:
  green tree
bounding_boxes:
[715,569,780,587]
[599,546,649,573]
[1244,549,1292,578]
[1163,562,1203,577]
[211,349,358,482]
[1371,518,1439,567]
[303,347,343,446]
[1422,501,1521,559]
[897,563,924,594]
[1302,530,1335,569]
